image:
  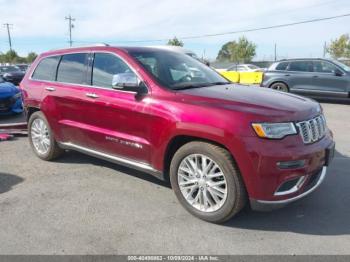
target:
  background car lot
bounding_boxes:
[0,99,349,254]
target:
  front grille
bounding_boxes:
[296,115,326,144]
[0,97,14,112]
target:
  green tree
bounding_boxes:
[217,36,256,63]
[327,34,350,59]
[0,50,38,64]
[4,50,20,63]
[26,52,38,63]
[0,52,5,64]
[167,36,184,47]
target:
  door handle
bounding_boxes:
[284,74,290,77]
[45,87,55,92]
[312,75,319,78]
[86,93,99,98]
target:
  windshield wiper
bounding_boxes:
[209,81,231,85]
[171,83,212,90]
[171,81,231,90]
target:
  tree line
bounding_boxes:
[0,50,38,64]
[167,34,350,62]
[1,34,348,65]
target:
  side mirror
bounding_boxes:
[112,72,148,99]
[334,68,344,76]
[112,73,140,89]
[135,82,148,100]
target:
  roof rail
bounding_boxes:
[49,43,110,52]
[278,57,325,61]
[94,43,110,47]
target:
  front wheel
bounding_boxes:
[270,82,289,92]
[170,142,246,223]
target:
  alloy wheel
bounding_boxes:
[177,154,228,212]
[30,118,51,155]
[273,84,288,92]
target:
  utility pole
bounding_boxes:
[3,23,13,51]
[274,43,277,61]
[65,15,75,47]
[323,41,327,58]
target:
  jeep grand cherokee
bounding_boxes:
[20,46,335,223]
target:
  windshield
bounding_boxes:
[331,59,350,72]
[0,66,21,73]
[247,65,259,69]
[129,50,230,90]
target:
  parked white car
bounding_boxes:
[227,64,264,72]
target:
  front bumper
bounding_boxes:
[250,166,327,211]
[234,128,334,210]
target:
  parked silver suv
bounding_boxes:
[261,58,350,98]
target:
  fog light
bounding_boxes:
[275,175,307,196]
[277,160,305,169]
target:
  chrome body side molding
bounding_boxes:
[293,89,348,97]
[58,142,163,180]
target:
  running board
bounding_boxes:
[58,142,163,180]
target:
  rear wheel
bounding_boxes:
[270,82,289,92]
[28,111,63,160]
[170,141,246,223]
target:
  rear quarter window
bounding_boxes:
[275,62,289,71]
[32,56,61,81]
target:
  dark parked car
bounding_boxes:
[21,46,334,223]
[261,58,350,98]
[15,64,29,73]
[0,76,23,115]
[0,65,26,86]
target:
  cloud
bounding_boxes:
[0,0,349,58]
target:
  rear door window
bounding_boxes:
[32,56,61,81]
[57,53,88,84]
[288,61,313,72]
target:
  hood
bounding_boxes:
[180,84,321,121]
[0,82,19,98]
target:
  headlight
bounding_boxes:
[12,92,22,100]
[252,122,297,139]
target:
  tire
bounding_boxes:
[270,82,289,92]
[28,111,63,161]
[170,141,247,223]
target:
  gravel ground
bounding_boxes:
[0,99,349,255]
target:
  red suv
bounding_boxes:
[20,45,335,223]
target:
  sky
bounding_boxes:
[0,0,350,61]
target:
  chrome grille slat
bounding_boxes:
[315,118,322,138]
[296,115,326,144]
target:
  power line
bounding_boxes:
[104,12,350,43]
[182,13,350,40]
[3,23,13,51]
[65,15,75,47]
[3,12,350,49]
